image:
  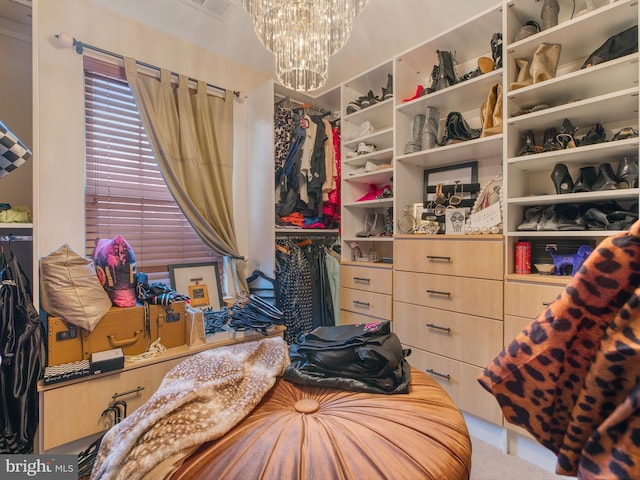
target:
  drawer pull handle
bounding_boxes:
[112,386,145,400]
[427,255,452,262]
[426,323,452,333]
[353,277,371,284]
[353,300,370,308]
[108,330,144,348]
[426,289,451,297]
[542,302,552,307]
[426,369,451,381]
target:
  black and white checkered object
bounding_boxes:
[0,120,32,179]
[43,359,91,385]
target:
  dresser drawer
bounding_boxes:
[406,347,503,425]
[394,271,503,319]
[394,238,503,280]
[340,287,392,320]
[340,309,389,325]
[504,281,565,319]
[40,357,182,450]
[504,314,537,348]
[340,264,392,294]
[394,301,502,367]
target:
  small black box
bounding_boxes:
[90,348,125,375]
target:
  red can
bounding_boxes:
[515,241,531,274]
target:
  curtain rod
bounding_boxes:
[54,33,240,100]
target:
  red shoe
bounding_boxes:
[402,85,424,102]
[357,184,381,202]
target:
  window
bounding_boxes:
[83,56,220,283]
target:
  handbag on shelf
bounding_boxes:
[581,25,638,69]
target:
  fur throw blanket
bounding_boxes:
[91,336,289,480]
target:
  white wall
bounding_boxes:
[33,0,272,265]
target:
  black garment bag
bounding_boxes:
[0,249,45,454]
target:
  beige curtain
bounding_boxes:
[123,57,247,293]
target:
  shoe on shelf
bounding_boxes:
[550,163,573,194]
[591,163,619,191]
[402,85,424,102]
[356,184,381,202]
[518,130,540,156]
[356,211,376,237]
[356,142,377,155]
[381,73,393,100]
[611,126,639,141]
[517,206,543,231]
[616,156,639,188]
[349,161,378,176]
[542,127,562,152]
[572,166,598,193]
[556,118,578,149]
[368,212,386,237]
[346,99,362,115]
[578,123,606,146]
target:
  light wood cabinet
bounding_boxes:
[38,326,285,452]
[339,262,392,324]
[393,236,503,425]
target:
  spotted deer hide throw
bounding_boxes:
[90,336,290,480]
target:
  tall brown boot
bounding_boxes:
[530,43,561,83]
[510,58,533,90]
[480,83,503,137]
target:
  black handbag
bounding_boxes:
[283,321,411,394]
[581,25,638,69]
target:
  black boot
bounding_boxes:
[518,130,539,156]
[491,33,503,69]
[572,166,597,192]
[425,64,440,94]
[591,163,619,191]
[542,127,561,152]
[435,50,457,91]
[381,73,393,100]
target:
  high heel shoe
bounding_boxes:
[556,118,578,149]
[550,163,573,194]
[616,156,639,188]
[591,163,619,191]
[542,127,561,152]
[381,73,393,100]
[519,130,539,156]
[572,166,597,193]
[402,85,424,102]
[578,123,606,146]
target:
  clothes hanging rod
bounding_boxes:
[54,33,239,99]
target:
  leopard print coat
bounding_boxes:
[478,220,640,479]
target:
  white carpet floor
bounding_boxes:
[470,436,568,480]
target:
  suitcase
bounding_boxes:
[47,302,187,365]
[47,316,84,366]
[81,302,186,359]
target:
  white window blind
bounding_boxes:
[83,56,220,283]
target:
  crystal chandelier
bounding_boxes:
[240,0,369,91]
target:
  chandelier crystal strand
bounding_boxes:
[240,0,369,91]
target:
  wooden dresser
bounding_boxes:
[38,326,285,452]
[339,261,392,325]
[393,235,504,425]
[503,273,568,437]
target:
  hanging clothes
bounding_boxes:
[0,248,45,453]
[275,240,336,343]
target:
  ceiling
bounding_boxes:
[1,0,500,94]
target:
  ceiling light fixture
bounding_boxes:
[240,0,369,92]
